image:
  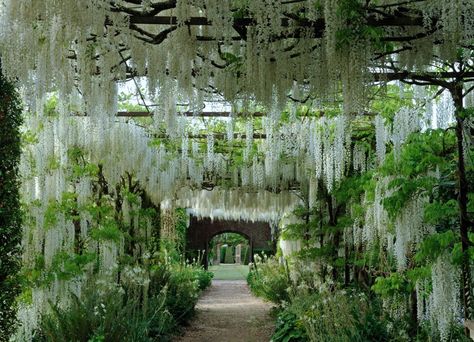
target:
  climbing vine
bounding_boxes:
[1,1,474,340]
[249,85,474,341]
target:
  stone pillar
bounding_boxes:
[215,244,221,265]
[235,244,242,264]
[464,320,474,340]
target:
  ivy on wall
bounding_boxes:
[0,68,23,340]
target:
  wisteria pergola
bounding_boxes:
[1,1,474,340]
[3,1,474,111]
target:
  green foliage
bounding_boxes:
[370,85,417,120]
[413,229,474,273]
[22,252,96,287]
[272,308,308,342]
[424,199,459,225]
[174,208,188,254]
[334,172,373,205]
[164,263,202,324]
[72,162,100,179]
[381,130,453,178]
[420,230,456,257]
[35,259,212,341]
[252,114,473,340]
[380,130,455,218]
[34,283,174,342]
[247,256,290,304]
[372,273,413,297]
[212,232,247,246]
[334,0,394,53]
[90,222,123,243]
[220,52,244,76]
[117,91,148,113]
[224,245,235,263]
[49,252,97,282]
[0,68,23,340]
[193,266,213,290]
[270,289,389,342]
[295,290,388,342]
[43,95,59,117]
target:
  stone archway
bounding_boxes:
[186,216,273,268]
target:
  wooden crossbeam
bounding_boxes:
[117,111,265,117]
[127,15,424,41]
[130,16,284,26]
[116,110,382,118]
[372,71,474,81]
[152,127,372,140]
[153,133,267,139]
[129,16,423,28]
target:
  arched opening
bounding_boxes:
[209,231,251,266]
[186,216,275,270]
[208,231,251,280]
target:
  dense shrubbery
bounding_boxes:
[246,110,474,342]
[247,256,290,304]
[271,307,307,342]
[164,261,212,324]
[33,259,212,341]
[34,284,173,342]
[248,258,391,341]
[248,249,471,342]
[289,290,389,342]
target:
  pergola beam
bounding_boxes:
[129,15,424,28]
[117,110,379,118]
[117,111,265,117]
[127,15,425,41]
[153,133,268,139]
[116,68,474,118]
[372,71,474,81]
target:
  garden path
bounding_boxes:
[174,280,274,342]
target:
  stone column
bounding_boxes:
[463,320,474,340]
[215,244,221,265]
[235,244,242,264]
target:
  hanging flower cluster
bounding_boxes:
[2,1,474,118]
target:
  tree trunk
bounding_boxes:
[409,289,418,337]
[344,243,350,286]
[450,84,473,323]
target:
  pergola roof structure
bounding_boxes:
[2,3,474,340]
[3,0,474,116]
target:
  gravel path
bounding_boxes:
[174,280,274,342]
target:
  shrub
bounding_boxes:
[34,283,173,342]
[194,267,213,290]
[290,289,389,342]
[165,264,201,324]
[247,256,290,304]
[271,307,308,342]
[34,261,212,341]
